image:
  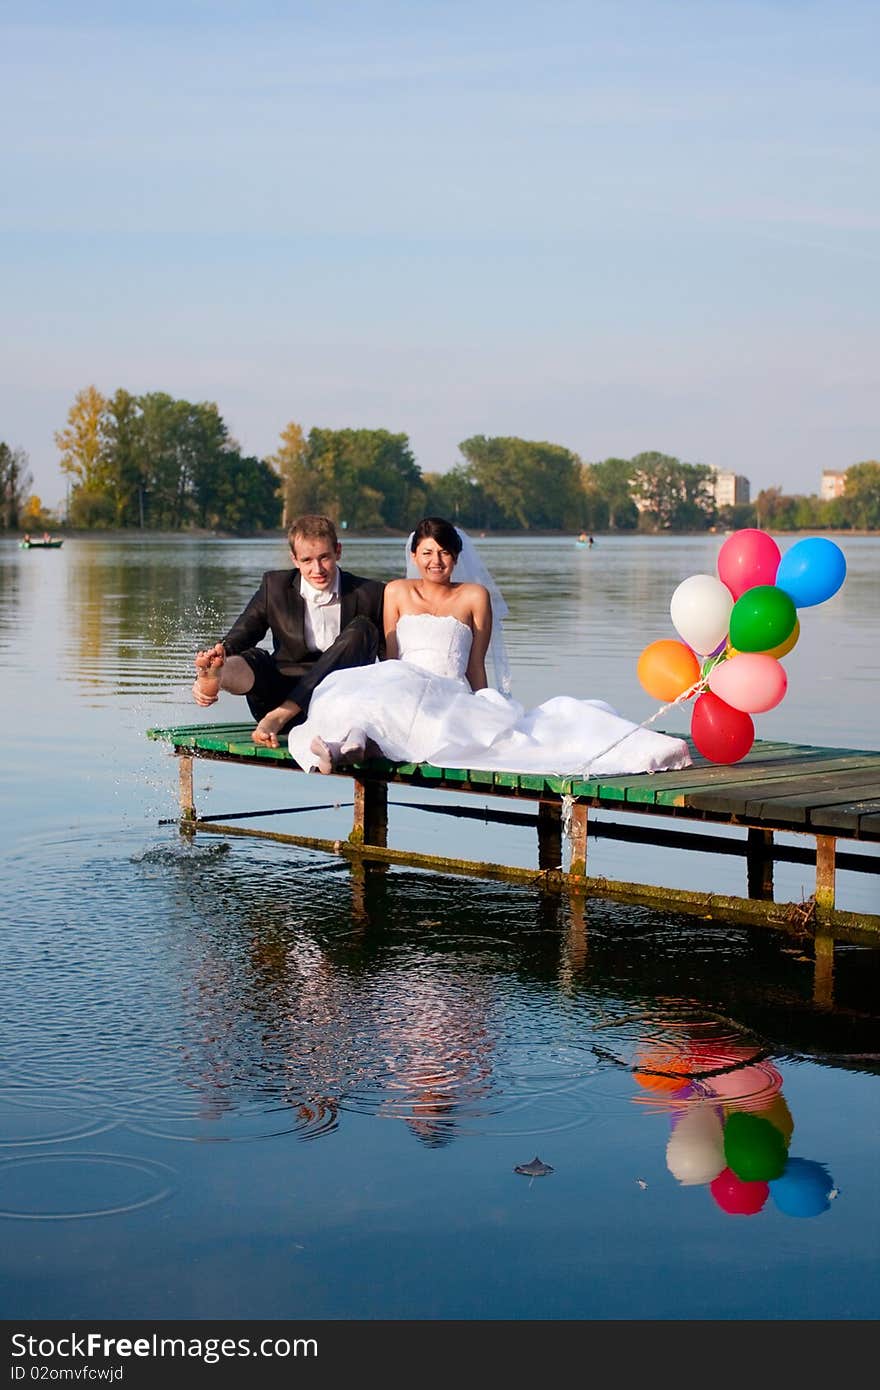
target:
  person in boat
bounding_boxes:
[191,514,385,748]
[23,533,31,545]
[288,516,691,778]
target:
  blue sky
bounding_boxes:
[2,0,878,509]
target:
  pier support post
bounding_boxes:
[351,777,388,849]
[746,827,774,900]
[537,801,563,870]
[178,755,195,827]
[813,932,835,1009]
[564,894,589,977]
[815,835,837,915]
[567,802,588,878]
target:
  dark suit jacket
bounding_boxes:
[221,568,386,677]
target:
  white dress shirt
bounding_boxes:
[300,571,342,651]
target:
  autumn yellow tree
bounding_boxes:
[267,420,314,527]
[20,494,56,530]
[55,385,109,488]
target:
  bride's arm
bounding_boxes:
[465,585,492,691]
[382,580,405,661]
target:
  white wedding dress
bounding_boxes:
[287,613,692,777]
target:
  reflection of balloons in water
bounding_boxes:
[703,1059,783,1108]
[710,1167,770,1216]
[690,692,755,764]
[666,1107,726,1186]
[729,585,797,654]
[670,574,735,656]
[633,1047,696,1092]
[755,1092,794,1143]
[775,537,847,609]
[770,1158,834,1218]
[723,1110,788,1182]
[637,639,701,702]
[717,529,781,600]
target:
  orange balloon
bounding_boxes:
[637,639,701,702]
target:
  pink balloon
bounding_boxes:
[707,653,787,713]
[717,529,781,601]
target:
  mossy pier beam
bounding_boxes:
[147,722,880,948]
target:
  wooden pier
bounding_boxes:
[147,722,880,943]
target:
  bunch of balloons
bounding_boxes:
[637,530,847,763]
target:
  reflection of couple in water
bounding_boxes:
[193,514,691,777]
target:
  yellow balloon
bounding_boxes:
[763,618,800,660]
[728,617,799,660]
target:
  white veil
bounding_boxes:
[405,527,513,695]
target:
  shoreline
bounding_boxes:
[8,526,879,542]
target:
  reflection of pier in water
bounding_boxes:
[172,854,879,1153]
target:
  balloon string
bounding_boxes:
[579,676,705,777]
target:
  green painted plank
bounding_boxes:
[492,771,523,789]
[465,767,497,786]
[515,773,552,793]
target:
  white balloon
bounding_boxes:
[665,1107,726,1186]
[670,574,734,656]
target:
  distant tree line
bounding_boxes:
[2,386,878,533]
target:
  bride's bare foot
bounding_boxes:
[192,646,225,705]
[309,735,338,774]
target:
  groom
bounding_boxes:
[192,514,385,747]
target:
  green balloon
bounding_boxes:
[729,585,797,653]
[723,1111,788,1181]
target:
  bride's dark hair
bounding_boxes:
[410,516,462,558]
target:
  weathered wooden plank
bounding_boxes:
[638,754,880,808]
[734,772,880,824]
[806,799,880,833]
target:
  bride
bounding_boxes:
[287,517,692,778]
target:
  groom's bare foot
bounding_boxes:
[192,646,225,705]
[251,707,295,748]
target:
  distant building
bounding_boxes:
[820,469,847,500]
[710,467,750,508]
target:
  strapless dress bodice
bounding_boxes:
[396,612,472,682]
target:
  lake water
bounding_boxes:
[1,533,878,1321]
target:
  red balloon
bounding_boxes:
[717,529,781,600]
[710,1167,769,1216]
[691,692,755,764]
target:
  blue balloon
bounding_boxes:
[775,537,846,608]
[769,1158,834,1217]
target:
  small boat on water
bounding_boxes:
[20,537,63,549]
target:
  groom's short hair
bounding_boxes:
[288,514,339,552]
